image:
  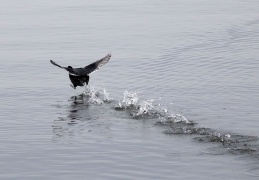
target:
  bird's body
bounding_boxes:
[50,53,111,89]
[69,74,89,88]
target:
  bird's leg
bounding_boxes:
[84,83,89,93]
[69,84,76,101]
[70,84,75,89]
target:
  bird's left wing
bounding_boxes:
[82,53,111,75]
[50,60,64,69]
[50,60,77,75]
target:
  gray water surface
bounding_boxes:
[1,0,259,179]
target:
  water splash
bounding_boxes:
[115,90,158,118]
[122,90,139,108]
[82,86,102,104]
[80,86,112,105]
[156,113,195,125]
[103,89,112,103]
[115,90,188,120]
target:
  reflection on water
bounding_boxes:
[52,87,114,142]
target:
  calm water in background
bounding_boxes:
[1,0,259,179]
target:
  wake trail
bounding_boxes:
[70,86,259,158]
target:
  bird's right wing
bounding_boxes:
[50,60,64,69]
[83,53,111,75]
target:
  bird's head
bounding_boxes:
[64,66,74,73]
[67,66,73,69]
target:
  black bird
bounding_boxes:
[50,53,111,89]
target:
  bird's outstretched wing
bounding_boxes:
[50,60,64,69]
[50,60,77,75]
[83,53,111,75]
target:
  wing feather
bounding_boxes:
[50,59,78,75]
[50,60,64,69]
[83,53,111,75]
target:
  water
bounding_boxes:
[1,0,259,179]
